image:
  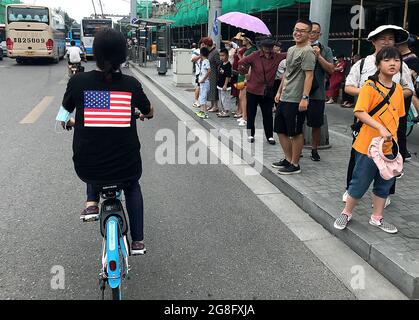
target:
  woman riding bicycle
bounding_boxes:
[59,28,153,255]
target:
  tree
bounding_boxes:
[63,11,75,36]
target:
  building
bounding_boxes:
[163,0,418,57]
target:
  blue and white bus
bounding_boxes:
[68,26,81,47]
[80,18,113,57]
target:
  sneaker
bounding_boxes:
[405,151,412,161]
[396,171,404,179]
[326,98,335,104]
[369,217,398,234]
[342,191,348,203]
[334,213,352,230]
[238,119,247,127]
[267,137,276,145]
[192,101,200,108]
[248,136,255,143]
[278,164,301,175]
[131,241,147,255]
[310,149,320,161]
[371,197,391,209]
[272,159,291,169]
[80,205,99,222]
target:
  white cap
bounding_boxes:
[367,25,409,44]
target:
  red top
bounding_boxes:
[238,51,286,96]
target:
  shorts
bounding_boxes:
[274,101,306,137]
[347,151,395,199]
[199,81,209,106]
[306,99,325,128]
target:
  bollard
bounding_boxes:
[303,113,331,149]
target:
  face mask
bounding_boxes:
[56,106,71,123]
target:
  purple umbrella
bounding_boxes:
[217,11,271,36]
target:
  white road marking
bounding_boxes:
[20,96,54,124]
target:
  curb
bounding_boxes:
[131,63,418,299]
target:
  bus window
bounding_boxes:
[7,7,49,24]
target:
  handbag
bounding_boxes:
[351,81,396,139]
[368,137,403,180]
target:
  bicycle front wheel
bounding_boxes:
[112,286,121,300]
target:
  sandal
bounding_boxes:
[234,113,242,118]
[218,111,230,118]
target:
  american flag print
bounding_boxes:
[84,91,132,127]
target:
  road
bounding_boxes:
[0,56,405,300]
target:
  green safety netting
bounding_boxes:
[0,0,22,24]
[136,0,153,19]
[163,0,311,27]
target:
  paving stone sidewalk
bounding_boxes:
[132,62,419,299]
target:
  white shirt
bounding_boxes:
[276,59,287,80]
[199,59,210,83]
[191,48,200,75]
[66,46,82,63]
[345,54,414,92]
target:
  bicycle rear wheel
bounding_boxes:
[112,286,121,300]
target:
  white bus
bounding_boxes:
[5,4,66,63]
[81,18,113,57]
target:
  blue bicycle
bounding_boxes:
[90,184,131,300]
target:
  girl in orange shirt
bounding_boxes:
[334,47,405,234]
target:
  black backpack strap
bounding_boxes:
[365,81,396,117]
[359,58,365,76]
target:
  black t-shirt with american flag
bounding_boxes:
[62,70,151,184]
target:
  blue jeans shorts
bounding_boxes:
[347,151,396,200]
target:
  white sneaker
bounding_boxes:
[371,197,391,209]
[238,119,247,126]
[342,191,348,203]
[192,101,200,108]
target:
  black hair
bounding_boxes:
[295,18,313,31]
[219,48,228,56]
[369,46,402,82]
[200,46,210,58]
[70,40,76,46]
[311,22,321,31]
[93,28,127,83]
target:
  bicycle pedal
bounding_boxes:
[81,215,100,222]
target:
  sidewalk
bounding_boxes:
[132,62,419,299]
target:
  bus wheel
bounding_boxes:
[53,56,59,64]
[16,58,23,64]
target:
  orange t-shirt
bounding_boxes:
[352,80,405,155]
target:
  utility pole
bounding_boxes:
[207,0,221,49]
[305,0,333,149]
[309,0,332,46]
[130,0,137,21]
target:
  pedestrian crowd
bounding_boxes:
[189,21,419,235]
